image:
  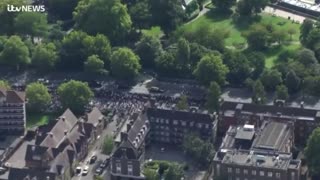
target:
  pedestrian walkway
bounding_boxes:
[264,6,306,23]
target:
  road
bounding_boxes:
[72,120,117,180]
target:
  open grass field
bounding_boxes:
[179,8,302,68]
[26,113,57,128]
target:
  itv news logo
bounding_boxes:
[7,5,45,12]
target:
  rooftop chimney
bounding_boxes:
[64,130,68,135]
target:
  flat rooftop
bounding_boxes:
[221,150,297,170]
[252,122,292,152]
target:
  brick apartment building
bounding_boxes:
[110,107,216,179]
[213,121,301,180]
[0,89,26,136]
[147,108,215,144]
[218,101,320,145]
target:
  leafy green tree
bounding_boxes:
[32,43,58,71]
[26,83,51,112]
[59,31,111,70]
[182,134,215,166]
[180,25,227,52]
[57,80,94,113]
[0,0,26,35]
[260,69,282,91]
[128,0,152,28]
[304,76,320,96]
[212,0,236,11]
[223,51,251,84]
[206,81,221,113]
[150,0,185,32]
[252,80,266,104]
[103,135,114,154]
[155,51,179,77]
[144,168,159,180]
[0,35,30,70]
[244,24,269,50]
[0,80,10,89]
[84,55,105,74]
[271,29,288,45]
[110,48,141,81]
[296,48,318,67]
[177,38,191,67]
[285,70,301,94]
[193,53,229,86]
[305,127,320,177]
[74,0,132,44]
[164,164,184,180]
[135,34,162,68]
[275,84,289,100]
[48,0,78,20]
[14,12,48,42]
[236,0,269,16]
[247,52,265,79]
[176,95,189,110]
[288,28,297,41]
[305,29,320,50]
[300,19,314,45]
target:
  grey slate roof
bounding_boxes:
[8,167,56,180]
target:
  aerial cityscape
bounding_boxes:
[0,0,320,180]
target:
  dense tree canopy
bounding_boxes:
[84,55,105,74]
[135,34,162,68]
[14,12,48,41]
[305,127,320,176]
[260,69,282,91]
[212,0,236,11]
[57,80,94,113]
[47,0,78,20]
[0,0,26,35]
[236,0,269,17]
[59,31,111,70]
[110,48,141,81]
[193,53,229,86]
[74,0,132,44]
[32,43,58,71]
[223,51,251,85]
[244,24,269,50]
[26,83,51,112]
[275,84,289,100]
[150,0,186,32]
[285,70,301,94]
[0,35,30,70]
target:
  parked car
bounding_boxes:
[82,166,89,176]
[95,167,103,175]
[76,166,82,174]
[90,155,97,164]
[100,157,110,168]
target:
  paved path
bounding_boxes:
[264,6,306,23]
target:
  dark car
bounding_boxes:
[100,157,110,168]
[90,155,97,164]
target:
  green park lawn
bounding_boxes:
[26,113,57,128]
[179,9,302,68]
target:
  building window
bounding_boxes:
[276,173,281,179]
[260,171,265,176]
[252,170,256,175]
[166,119,169,124]
[128,164,133,175]
[227,167,232,173]
[268,172,272,177]
[116,163,121,173]
[181,121,186,126]
[190,122,194,127]
[235,178,240,180]
[205,124,209,129]
[236,168,240,174]
[173,120,178,125]
[243,169,248,174]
